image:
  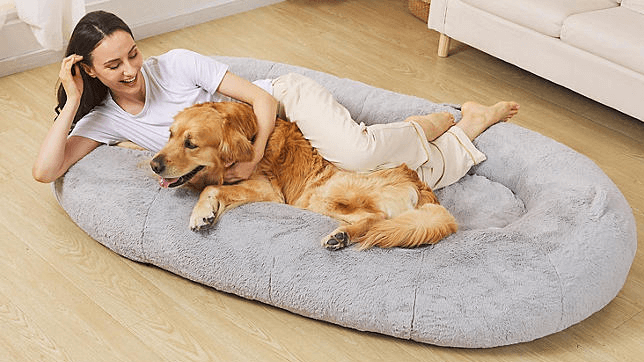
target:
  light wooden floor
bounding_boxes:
[1,0,643,361]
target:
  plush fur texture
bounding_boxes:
[53,57,636,348]
[150,102,457,249]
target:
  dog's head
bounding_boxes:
[150,102,258,190]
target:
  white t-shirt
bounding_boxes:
[70,49,273,153]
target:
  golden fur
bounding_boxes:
[150,102,458,250]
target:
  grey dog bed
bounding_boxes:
[53,57,637,348]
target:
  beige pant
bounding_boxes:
[271,73,486,190]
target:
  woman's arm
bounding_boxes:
[32,108,100,183]
[32,55,101,183]
[216,71,278,183]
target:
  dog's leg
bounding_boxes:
[322,214,385,250]
[189,179,283,231]
[190,185,224,231]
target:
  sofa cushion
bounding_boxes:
[462,0,619,37]
[562,7,644,74]
[622,0,644,14]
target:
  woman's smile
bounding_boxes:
[122,76,136,83]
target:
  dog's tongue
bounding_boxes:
[159,177,178,188]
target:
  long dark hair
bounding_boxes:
[55,11,133,131]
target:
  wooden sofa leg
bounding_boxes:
[438,33,451,57]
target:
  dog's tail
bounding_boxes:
[358,204,458,249]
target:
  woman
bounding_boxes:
[33,10,519,190]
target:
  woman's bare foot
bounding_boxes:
[405,112,456,141]
[457,101,520,140]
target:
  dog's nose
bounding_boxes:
[150,156,166,175]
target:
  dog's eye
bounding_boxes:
[184,139,198,149]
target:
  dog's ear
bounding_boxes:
[213,102,259,165]
[219,130,255,165]
[215,102,259,139]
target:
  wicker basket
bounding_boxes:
[408,0,430,23]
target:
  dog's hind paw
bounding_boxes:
[322,231,350,250]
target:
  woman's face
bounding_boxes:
[83,29,144,98]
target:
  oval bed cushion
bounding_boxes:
[53,57,637,348]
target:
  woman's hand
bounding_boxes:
[224,159,259,183]
[217,71,277,184]
[59,54,85,103]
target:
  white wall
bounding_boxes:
[0,0,282,77]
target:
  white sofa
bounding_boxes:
[428,0,644,122]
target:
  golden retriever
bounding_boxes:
[150,102,457,250]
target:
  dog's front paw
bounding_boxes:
[189,198,220,231]
[322,231,350,250]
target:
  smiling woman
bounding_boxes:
[31,10,137,184]
[56,11,137,127]
[81,31,145,114]
[31,10,279,185]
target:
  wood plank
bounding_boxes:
[0,225,161,362]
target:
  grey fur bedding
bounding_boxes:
[53,57,637,348]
